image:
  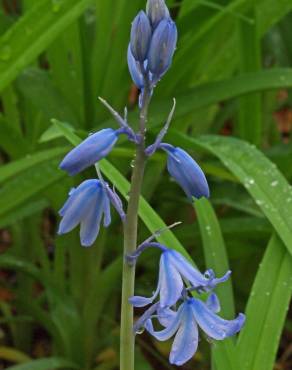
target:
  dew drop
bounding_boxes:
[265,292,271,296]
[271,180,278,187]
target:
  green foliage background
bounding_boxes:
[0,0,291,369]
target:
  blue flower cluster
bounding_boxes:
[128,0,177,100]
[58,1,209,246]
[129,244,245,366]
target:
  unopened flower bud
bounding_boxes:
[130,11,152,62]
[148,19,177,77]
[146,0,170,28]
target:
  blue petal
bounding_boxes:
[133,302,160,334]
[162,144,210,200]
[59,129,118,176]
[58,180,99,234]
[145,304,184,341]
[146,0,170,28]
[159,251,184,307]
[59,182,92,217]
[209,270,232,289]
[79,187,105,247]
[148,19,177,77]
[129,295,157,308]
[130,270,161,308]
[130,11,152,62]
[169,302,198,366]
[206,293,221,313]
[127,44,144,89]
[103,192,111,227]
[105,185,125,220]
[157,306,176,327]
[167,250,211,288]
[191,298,245,340]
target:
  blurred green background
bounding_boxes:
[0,0,292,369]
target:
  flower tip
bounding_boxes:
[237,313,246,329]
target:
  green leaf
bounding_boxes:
[0,116,29,158]
[16,68,78,126]
[194,198,235,318]
[237,6,262,145]
[152,68,292,125]
[0,0,95,93]
[237,235,292,370]
[0,157,65,218]
[7,357,79,370]
[194,197,238,370]
[169,132,292,256]
[0,147,67,183]
[0,199,48,228]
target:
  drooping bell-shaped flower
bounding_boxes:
[148,19,177,78]
[139,295,245,366]
[130,11,152,62]
[161,143,210,200]
[59,129,120,176]
[58,179,124,247]
[146,0,170,28]
[129,248,230,308]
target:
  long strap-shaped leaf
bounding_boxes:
[169,132,292,256]
[194,198,238,370]
[0,0,95,93]
[237,235,292,370]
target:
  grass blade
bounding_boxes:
[237,234,292,370]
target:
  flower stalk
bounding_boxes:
[120,83,151,370]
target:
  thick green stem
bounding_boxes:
[120,87,151,370]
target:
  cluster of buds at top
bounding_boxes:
[128,0,178,92]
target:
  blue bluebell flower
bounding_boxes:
[59,128,120,176]
[146,0,170,28]
[58,179,124,247]
[127,45,144,89]
[130,11,152,62]
[129,248,230,308]
[143,296,245,366]
[148,19,177,78]
[160,143,210,200]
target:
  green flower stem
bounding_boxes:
[120,86,151,370]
